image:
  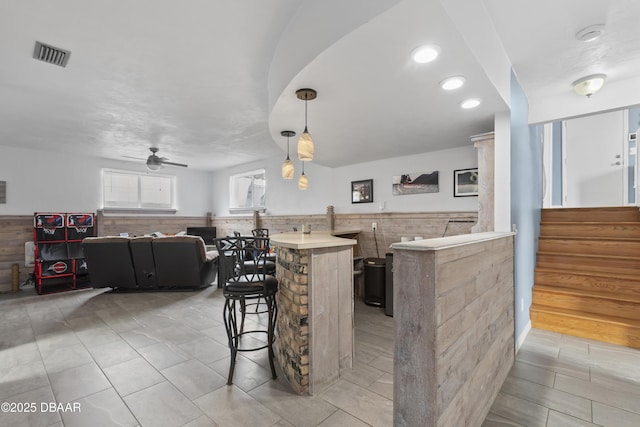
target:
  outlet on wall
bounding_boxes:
[372,222,377,231]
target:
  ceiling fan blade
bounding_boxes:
[122,155,147,161]
[161,160,188,168]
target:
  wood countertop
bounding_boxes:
[271,231,357,250]
[390,231,514,251]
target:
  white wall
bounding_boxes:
[211,144,478,216]
[1,143,477,217]
[529,75,640,125]
[0,145,212,216]
[494,111,511,232]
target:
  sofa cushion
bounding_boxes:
[82,236,137,289]
[152,235,207,263]
[83,236,131,244]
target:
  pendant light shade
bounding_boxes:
[296,88,317,161]
[298,162,308,190]
[281,130,295,179]
[282,159,294,180]
[298,126,314,161]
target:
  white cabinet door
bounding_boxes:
[564,110,624,207]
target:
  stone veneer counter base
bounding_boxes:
[270,232,357,395]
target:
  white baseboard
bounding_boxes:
[515,321,531,354]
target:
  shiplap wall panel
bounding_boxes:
[0,210,476,293]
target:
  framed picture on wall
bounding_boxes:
[351,179,373,203]
[392,171,439,195]
[454,168,478,197]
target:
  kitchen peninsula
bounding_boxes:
[270,231,357,395]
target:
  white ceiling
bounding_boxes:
[1,0,639,171]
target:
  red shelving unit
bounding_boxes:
[33,212,95,295]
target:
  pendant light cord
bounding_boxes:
[304,95,309,131]
[286,134,290,160]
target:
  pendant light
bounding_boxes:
[296,88,317,161]
[298,161,308,190]
[281,130,295,179]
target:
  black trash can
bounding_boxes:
[364,257,386,307]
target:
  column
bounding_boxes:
[471,132,495,233]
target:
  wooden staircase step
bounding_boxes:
[530,304,640,350]
[541,207,640,223]
[532,285,640,320]
[538,237,640,257]
[534,268,640,299]
[536,252,640,275]
[540,222,640,239]
[539,236,640,242]
[535,207,640,349]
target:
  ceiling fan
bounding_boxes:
[146,147,188,170]
[125,147,188,170]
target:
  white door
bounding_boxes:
[564,110,625,207]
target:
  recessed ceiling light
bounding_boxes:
[461,98,481,109]
[575,24,604,42]
[440,76,466,90]
[412,45,440,64]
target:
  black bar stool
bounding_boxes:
[252,228,276,271]
[214,236,278,385]
[251,228,269,237]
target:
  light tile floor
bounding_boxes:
[483,327,640,427]
[1,286,639,426]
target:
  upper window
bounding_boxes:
[102,169,176,211]
[229,169,266,213]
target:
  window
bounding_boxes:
[102,169,176,211]
[229,169,266,213]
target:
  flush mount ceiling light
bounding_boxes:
[412,45,440,64]
[440,76,466,90]
[461,98,481,109]
[281,130,296,179]
[298,161,308,190]
[575,24,604,42]
[572,74,606,98]
[296,88,317,161]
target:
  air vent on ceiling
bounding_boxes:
[33,41,70,67]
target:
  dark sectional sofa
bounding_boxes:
[82,235,218,291]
